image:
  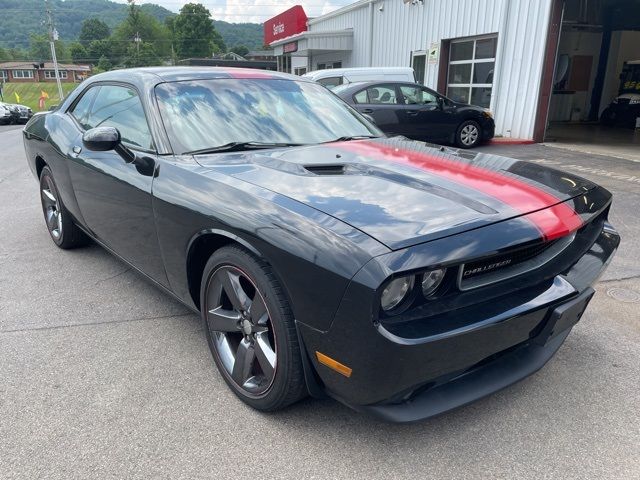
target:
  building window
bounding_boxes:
[317,62,342,70]
[44,70,68,79]
[411,51,426,85]
[12,70,34,79]
[447,35,497,108]
[0,70,7,79]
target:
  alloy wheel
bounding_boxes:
[41,176,63,240]
[460,124,479,146]
[205,265,277,396]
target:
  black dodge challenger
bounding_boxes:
[23,67,619,422]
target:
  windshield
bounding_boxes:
[155,78,381,154]
[621,63,640,94]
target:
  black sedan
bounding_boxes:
[22,67,618,422]
[334,81,495,148]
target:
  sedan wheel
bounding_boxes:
[456,120,482,148]
[39,166,89,249]
[41,176,63,241]
[201,246,306,411]
[206,265,277,395]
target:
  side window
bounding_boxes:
[353,89,368,104]
[317,76,343,89]
[366,85,399,105]
[85,85,153,150]
[70,86,99,129]
[400,85,437,105]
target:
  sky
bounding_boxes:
[114,0,353,24]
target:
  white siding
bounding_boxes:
[308,0,554,139]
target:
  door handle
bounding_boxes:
[407,110,419,116]
[361,109,374,114]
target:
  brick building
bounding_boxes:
[0,62,91,83]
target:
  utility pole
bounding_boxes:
[44,0,64,102]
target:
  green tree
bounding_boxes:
[112,0,171,64]
[70,42,88,64]
[0,47,12,61]
[28,34,70,63]
[173,3,225,59]
[229,45,249,57]
[96,55,113,73]
[78,18,111,44]
[124,42,161,68]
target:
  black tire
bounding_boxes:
[39,166,89,249]
[200,245,307,411]
[455,119,482,148]
[600,108,616,126]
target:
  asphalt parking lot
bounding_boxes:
[1,123,639,479]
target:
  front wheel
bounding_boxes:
[201,245,307,411]
[455,120,482,148]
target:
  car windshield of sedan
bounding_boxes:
[155,78,381,154]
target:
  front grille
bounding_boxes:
[458,234,575,291]
[462,241,557,280]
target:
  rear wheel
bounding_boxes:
[455,120,482,148]
[201,245,306,411]
[39,166,89,249]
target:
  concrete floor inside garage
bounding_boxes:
[544,122,640,162]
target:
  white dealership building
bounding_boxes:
[267,0,640,142]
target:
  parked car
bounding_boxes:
[302,67,415,89]
[23,67,618,422]
[0,102,20,125]
[600,60,640,127]
[334,80,495,148]
[11,103,34,124]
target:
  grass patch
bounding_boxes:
[1,83,79,111]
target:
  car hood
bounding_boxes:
[194,138,595,250]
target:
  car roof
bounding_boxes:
[84,67,311,88]
[336,80,432,93]
[303,67,414,79]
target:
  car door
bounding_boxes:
[396,85,450,142]
[351,84,405,136]
[66,83,169,287]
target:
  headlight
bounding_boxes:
[630,98,640,105]
[421,269,446,297]
[482,109,493,119]
[380,276,414,311]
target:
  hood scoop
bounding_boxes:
[304,164,347,175]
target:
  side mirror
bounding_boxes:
[362,113,376,125]
[437,97,445,110]
[83,126,121,152]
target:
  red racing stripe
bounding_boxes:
[339,140,582,241]
[226,69,277,79]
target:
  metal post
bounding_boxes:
[45,0,64,102]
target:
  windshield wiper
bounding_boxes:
[186,141,304,155]
[321,135,380,144]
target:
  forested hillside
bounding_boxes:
[0,0,264,51]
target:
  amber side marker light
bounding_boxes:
[315,351,352,378]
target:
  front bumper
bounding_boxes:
[298,223,619,422]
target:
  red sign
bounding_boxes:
[264,5,308,45]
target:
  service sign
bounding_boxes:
[264,5,308,45]
[283,42,298,54]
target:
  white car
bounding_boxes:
[0,103,16,125]
[302,67,415,89]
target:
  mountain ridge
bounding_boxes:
[0,0,264,52]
